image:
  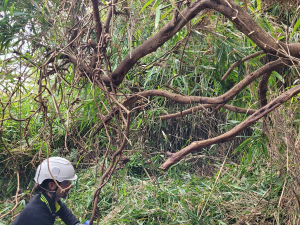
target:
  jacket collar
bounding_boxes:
[40,192,57,216]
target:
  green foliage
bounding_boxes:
[1,150,289,224]
[1,0,300,224]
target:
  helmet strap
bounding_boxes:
[49,185,59,217]
[49,185,58,200]
[38,184,56,193]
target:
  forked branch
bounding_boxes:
[92,59,287,137]
[108,0,300,87]
[159,84,300,171]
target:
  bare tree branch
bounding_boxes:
[207,0,300,59]
[110,0,208,86]
[159,83,300,171]
[160,104,256,120]
[91,59,287,137]
[104,0,118,34]
[108,0,300,87]
[125,59,288,105]
[258,71,272,108]
[89,112,131,225]
[222,51,265,80]
[90,0,103,42]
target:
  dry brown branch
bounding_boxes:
[90,0,103,42]
[104,0,118,34]
[108,0,300,87]
[89,112,131,225]
[109,0,209,86]
[221,50,265,80]
[92,59,286,137]
[159,83,300,171]
[123,59,288,105]
[258,71,272,108]
[160,104,256,120]
[92,84,112,175]
[206,0,300,59]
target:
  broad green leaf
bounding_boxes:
[192,14,207,26]
[264,19,274,37]
[261,141,268,158]
[10,4,14,17]
[291,16,300,37]
[200,65,216,70]
[140,0,154,13]
[4,0,9,11]
[136,118,143,129]
[155,5,162,30]
[11,11,26,16]
[248,5,255,13]
[234,138,252,154]
[272,71,285,83]
[153,0,161,9]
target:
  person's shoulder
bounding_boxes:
[11,195,54,225]
[25,194,43,206]
[22,194,52,213]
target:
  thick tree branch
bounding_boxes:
[109,0,300,87]
[104,0,118,34]
[159,83,300,171]
[92,59,287,137]
[160,104,256,120]
[110,0,209,86]
[207,0,300,59]
[90,0,103,42]
[258,71,272,108]
[123,59,288,105]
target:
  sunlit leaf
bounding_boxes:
[140,0,154,13]
[153,0,161,9]
[155,4,162,30]
[257,0,261,13]
[4,0,9,11]
[272,71,285,83]
[10,4,14,16]
[291,16,300,38]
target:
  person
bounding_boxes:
[12,157,89,225]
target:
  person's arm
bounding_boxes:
[57,201,80,225]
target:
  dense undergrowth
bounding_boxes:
[1,137,298,225]
[1,0,300,224]
[1,100,300,224]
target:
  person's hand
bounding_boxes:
[78,220,90,225]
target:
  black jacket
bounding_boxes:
[12,193,80,225]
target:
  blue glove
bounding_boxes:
[83,220,90,225]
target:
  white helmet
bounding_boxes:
[34,157,77,184]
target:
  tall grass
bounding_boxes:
[1,148,291,225]
[59,153,289,225]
